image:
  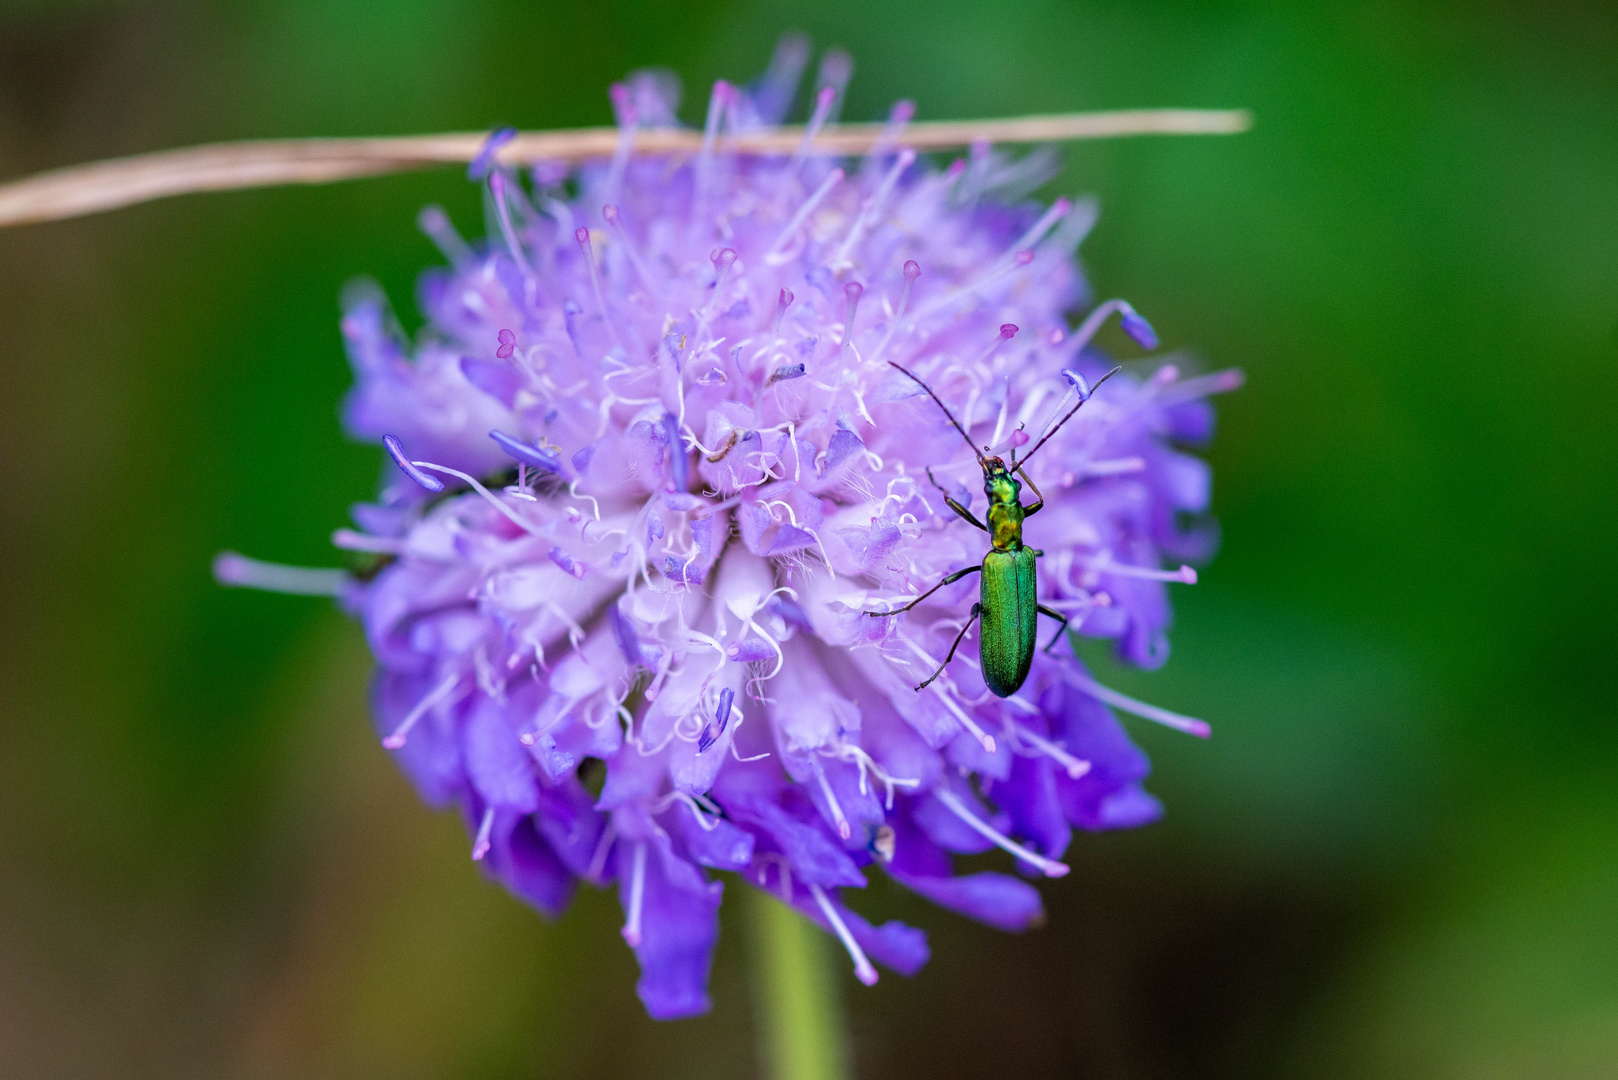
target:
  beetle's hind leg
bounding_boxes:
[916,604,982,691]
[864,564,981,617]
[1036,603,1070,653]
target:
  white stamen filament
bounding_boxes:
[382,671,462,749]
[603,205,660,295]
[1155,367,1246,405]
[212,551,346,596]
[809,884,879,987]
[471,805,495,860]
[406,460,545,537]
[417,205,472,265]
[488,174,535,279]
[1071,674,1211,738]
[579,229,625,349]
[830,148,913,269]
[1083,557,1197,584]
[792,87,838,166]
[1040,593,1111,616]
[1009,196,1071,252]
[655,791,722,831]
[603,101,636,206]
[934,788,1070,877]
[621,841,648,947]
[1006,721,1092,779]
[810,758,851,840]
[909,247,1033,321]
[330,528,404,554]
[765,167,844,260]
[898,636,996,753]
[834,744,920,810]
[586,821,617,883]
[1066,298,1134,355]
[1072,457,1147,480]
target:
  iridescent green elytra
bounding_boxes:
[867,362,1118,697]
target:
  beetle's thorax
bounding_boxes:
[983,459,1025,552]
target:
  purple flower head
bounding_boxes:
[313,45,1241,1019]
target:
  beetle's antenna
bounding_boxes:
[1017,366,1122,468]
[888,361,987,467]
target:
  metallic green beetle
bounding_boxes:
[867,361,1119,697]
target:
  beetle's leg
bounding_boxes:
[1036,603,1070,653]
[927,466,988,532]
[916,603,982,691]
[1015,465,1045,516]
[864,564,981,617]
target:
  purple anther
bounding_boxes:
[1048,328,1066,345]
[468,127,517,181]
[1010,429,1030,448]
[609,604,646,668]
[726,638,777,664]
[489,430,561,472]
[769,593,812,629]
[1014,249,1035,266]
[700,687,736,753]
[548,547,585,578]
[903,260,921,282]
[575,226,592,252]
[662,412,690,491]
[778,287,795,309]
[711,247,737,273]
[496,328,516,359]
[999,323,1019,339]
[664,557,704,585]
[768,363,807,384]
[845,281,864,304]
[891,100,916,124]
[1120,309,1159,350]
[815,84,837,110]
[383,435,444,492]
[602,203,621,225]
[1061,369,1093,402]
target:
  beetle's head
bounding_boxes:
[982,457,1021,504]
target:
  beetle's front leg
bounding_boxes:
[1036,603,1070,653]
[1016,465,1045,516]
[916,603,982,691]
[926,466,989,532]
[864,564,981,617]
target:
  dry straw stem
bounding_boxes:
[0,109,1249,229]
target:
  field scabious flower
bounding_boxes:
[223,42,1240,1019]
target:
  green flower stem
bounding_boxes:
[747,886,851,1080]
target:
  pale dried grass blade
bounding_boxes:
[0,109,1250,229]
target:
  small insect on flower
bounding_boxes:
[216,36,1241,1020]
[864,359,1122,698]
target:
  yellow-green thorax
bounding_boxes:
[983,461,1025,552]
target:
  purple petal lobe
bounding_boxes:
[889,869,1045,931]
[618,839,723,1020]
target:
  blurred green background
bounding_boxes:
[0,1,1613,1076]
